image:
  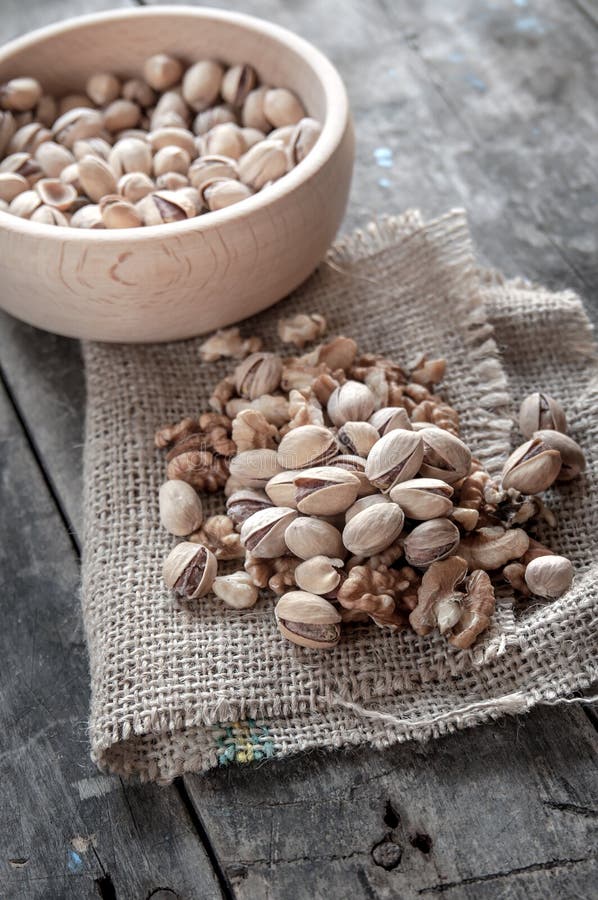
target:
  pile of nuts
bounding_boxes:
[157,314,585,652]
[0,56,320,227]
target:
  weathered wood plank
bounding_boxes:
[0,380,223,898]
[187,705,597,899]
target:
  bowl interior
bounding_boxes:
[0,9,329,124]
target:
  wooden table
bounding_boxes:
[1,1,597,897]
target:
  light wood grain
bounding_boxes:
[0,7,352,341]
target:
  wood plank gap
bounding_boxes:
[175,778,235,900]
[572,0,598,28]
[0,360,81,558]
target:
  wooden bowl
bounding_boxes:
[0,7,353,342]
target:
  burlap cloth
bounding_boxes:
[82,209,598,782]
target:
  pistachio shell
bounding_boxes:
[369,406,412,434]
[344,493,390,523]
[519,392,567,438]
[275,591,341,649]
[277,425,337,469]
[293,466,360,515]
[389,478,454,519]
[533,430,585,481]
[294,556,344,595]
[163,541,217,599]
[502,438,562,493]
[284,517,345,560]
[365,430,424,492]
[182,60,224,112]
[228,448,282,488]
[237,139,287,189]
[240,506,298,557]
[235,352,283,400]
[524,555,573,599]
[78,154,117,201]
[265,470,302,507]
[337,421,379,457]
[159,480,203,536]
[403,518,460,568]
[419,429,472,484]
[327,381,377,427]
[342,502,404,556]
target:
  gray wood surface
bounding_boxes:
[1,0,597,897]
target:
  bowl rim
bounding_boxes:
[0,4,350,242]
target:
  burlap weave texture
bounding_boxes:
[82,209,598,782]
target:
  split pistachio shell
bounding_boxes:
[118,171,155,202]
[204,123,246,159]
[8,122,51,154]
[390,478,454,520]
[240,506,298,557]
[342,502,404,556]
[182,60,224,112]
[30,204,69,225]
[52,107,104,147]
[344,493,390,523]
[235,352,283,400]
[0,171,27,202]
[35,177,77,209]
[148,126,196,157]
[365,429,424,492]
[237,139,287,189]
[9,188,41,217]
[403,518,460,568]
[533,430,585,481]
[221,64,257,107]
[288,117,322,164]
[502,437,562,493]
[109,137,153,176]
[35,141,74,176]
[263,88,306,128]
[70,203,104,228]
[519,392,567,438]
[0,111,17,156]
[294,466,360,516]
[294,556,344,595]
[369,406,412,434]
[156,171,190,191]
[242,86,270,131]
[419,429,472,484]
[213,571,258,609]
[524,555,573,599]
[193,104,237,135]
[159,479,203,535]
[265,470,301,508]
[275,591,341,649]
[277,424,338,469]
[73,136,112,161]
[284,516,345,560]
[100,194,142,228]
[328,381,377,427]
[78,154,117,201]
[0,151,42,181]
[163,541,217,599]
[189,154,238,192]
[143,54,184,91]
[137,189,195,225]
[226,488,273,526]
[337,421,379,457]
[228,448,282,488]
[329,454,377,497]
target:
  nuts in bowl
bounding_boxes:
[0,8,353,341]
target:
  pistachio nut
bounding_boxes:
[0,151,43,181]
[204,123,246,159]
[0,111,17,156]
[118,171,155,203]
[288,117,322,164]
[156,171,190,191]
[369,406,412,434]
[121,78,156,109]
[204,178,252,210]
[242,126,266,149]
[519,392,567,438]
[221,64,257,107]
[137,189,196,225]
[52,107,104,147]
[163,541,217,599]
[182,60,224,112]
[419,429,472,484]
[108,137,153,177]
[0,172,28,202]
[213,570,259,609]
[77,154,117,202]
[277,424,338,469]
[275,590,341,650]
[365,429,424,492]
[327,381,377,427]
[9,188,42,217]
[228,448,282,488]
[524,555,573,599]
[337,421,379,457]
[8,122,51,155]
[263,88,306,128]
[403,518,460,568]
[265,470,301,508]
[294,556,345,596]
[100,194,142,228]
[284,516,345,560]
[344,493,390,523]
[188,154,238,192]
[86,72,121,106]
[70,203,104,228]
[143,54,184,92]
[150,90,190,131]
[226,488,274,526]
[73,136,112,161]
[329,454,377,496]
[294,466,360,516]
[193,104,237,135]
[35,141,74,177]
[242,86,270,131]
[59,93,94,115]
[0,77,42,112]
[501,437,562,494]
[533,430,585,481]
[148,126,196,157]
[58,161,81,192]
[240,506,297,557]
[154,145,191,178]
[390,477,454,520]
[234,352,282,400]
[30,204,69,225]
[159,479,203,536]
[35,95,57,128]
[342,502,404,556]
[237,139,288,189]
